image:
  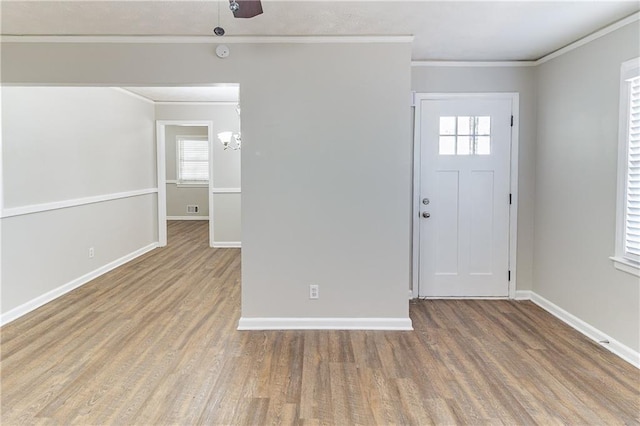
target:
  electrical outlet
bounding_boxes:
[88,247,95,258]
[309,284,319,300]
[187,205,199,214]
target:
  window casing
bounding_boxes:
[613,57,640,277]
[177,136,209,185]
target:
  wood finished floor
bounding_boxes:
[1,221,638,425]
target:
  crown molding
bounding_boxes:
[112,87,155,104]
[113,88,238,105]
[411,61,536,67]
[0,35,414,44]
[155,101,238,106]
[3,10,637,65]
[534,11,640,66]
[412,11,640,68]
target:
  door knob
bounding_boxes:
[422,212,431,218]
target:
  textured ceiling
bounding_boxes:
[2,1,639,61]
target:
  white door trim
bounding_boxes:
[155,120,214,247]
[411,93,519,299]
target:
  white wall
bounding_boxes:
[2,41,413,324]
[1,87,157,318]
[239,45,412,320]
[156,104,241,245]
[412,66,537,291]
[165,125,209,218]
[3,32,637,342]
[535,22,640,352]
[3,88,155,207]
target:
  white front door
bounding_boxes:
[417,96,513,297]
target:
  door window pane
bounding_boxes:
[457,136,472,155]
[476,136,491,155]
[477,116,491,135]
[439,117,456,135]
[439,136,456,155]
[438,116,492,156]
[457,116,472,135]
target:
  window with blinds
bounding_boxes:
[613,58,640,276]
[624,76,640,261]
[177,137,209,184]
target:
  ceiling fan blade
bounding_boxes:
[231,0,263,19]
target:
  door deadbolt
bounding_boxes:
[422,198,430,205]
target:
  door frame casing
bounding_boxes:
[156,120,214,247]
[411,93,520,299]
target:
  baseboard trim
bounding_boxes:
[167,216,209,221]
[521,291,639,369]
[237,317,413,330]
[417,296,509,300]
[0,243,158,327]
[213,241,241,248]
[514,290,532,300]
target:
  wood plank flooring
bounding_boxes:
[1,220,638,425]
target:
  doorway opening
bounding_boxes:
[157,121,213,245]
[156,120,213,247]
[149,84,242,249]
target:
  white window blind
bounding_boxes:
[177,137,209,183]
[613,58,640,276]
[624,76,640,260]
